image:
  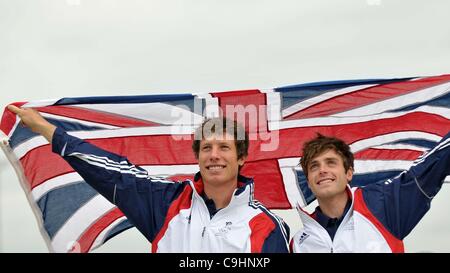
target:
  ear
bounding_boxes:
[346,167,354,183]
[238,155,247,166]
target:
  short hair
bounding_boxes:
[192,117,249,161]
[300,133,354,178]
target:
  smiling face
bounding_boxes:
[306,149,353,200]
[198,133,246,187]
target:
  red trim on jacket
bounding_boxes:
[289,238,294,253]
[353,188,404,253]
[152,184,193,253]
[249,212,275,253]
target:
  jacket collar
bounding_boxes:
[297,185,355,222]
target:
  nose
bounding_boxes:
[209,145,220,159]
[318,164,328,174]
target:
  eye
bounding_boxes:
[327,160,337,166]
[309,163,318,171]
[220,144,231,150]
[201,145,211,151]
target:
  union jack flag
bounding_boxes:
[1,74,449,252]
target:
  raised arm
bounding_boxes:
[7,104,187,242]
[362,131,450,239]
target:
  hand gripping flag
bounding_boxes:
[1,74,450,252]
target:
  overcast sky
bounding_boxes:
[1,0,449,252]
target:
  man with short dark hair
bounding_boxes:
[8,105,290,253]
[291,133,450,253]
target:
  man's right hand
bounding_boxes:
[7,105,56,143]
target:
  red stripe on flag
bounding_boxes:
[354,148,423,161]
[285,74,450,120]
[212,90,268,133]
[271,112,450,160]
[0,102,27,136]
[21,145,73,189]
[212,89,261,97]
[71,207,125,253]
[36,105,159,127]
[241,160,291,209]
[22,135,197,189]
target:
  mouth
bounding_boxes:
[317,178,335,185]
[206,165,226,171]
